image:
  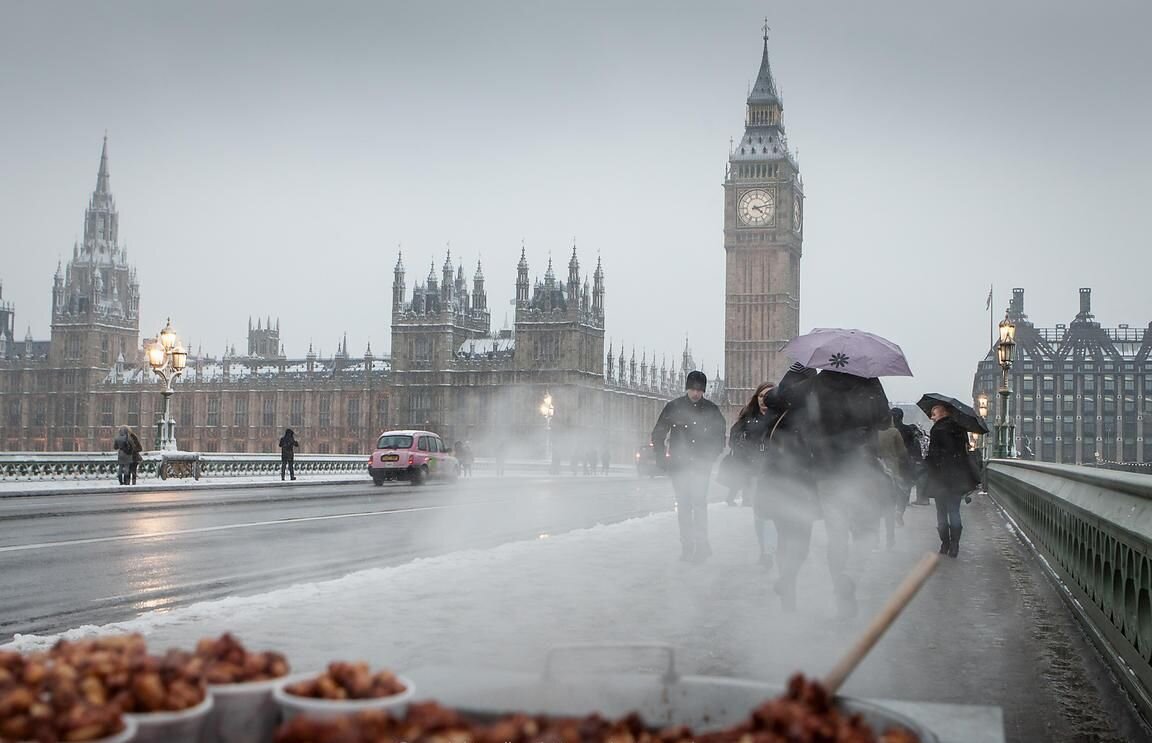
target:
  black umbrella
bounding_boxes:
[917,393,990,434]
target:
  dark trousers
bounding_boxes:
[128,461,139,485]
[671,467,711,556]
[281,457,295,480]
[935,493,963,529]
[117,463,129,485]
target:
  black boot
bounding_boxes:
[947,526,962,558]
[938,526,950,555]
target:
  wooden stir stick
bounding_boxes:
[823,552,941,695]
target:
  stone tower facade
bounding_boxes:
[49,136,141,369]
[513,246,605,376]
[723,29,803,413]
[247,316,282,358]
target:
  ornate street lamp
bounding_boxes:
[976,393,990,463]
[149,318,187,452]
[994,317,1017,459]
[539,391,555,462]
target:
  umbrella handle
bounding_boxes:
[822,553,940,695]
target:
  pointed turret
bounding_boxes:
[748,23,780,105]
[472,259,487,312]
[515,245,530,308]
[606,341,615,382]
[544,255,555,286]
[95,134,111,196]
[566,243,580,303]
[392,250,406,314]
[592,255,604,320]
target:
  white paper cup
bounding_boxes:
[23,716,139,743]
[125,692,213,743]
[208,676,289,743]
[272,671,414,722]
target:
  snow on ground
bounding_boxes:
[3,502,912,686]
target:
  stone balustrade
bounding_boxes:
[987,459,1152,716]
[0,451,366,481]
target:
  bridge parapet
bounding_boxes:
[988,460,1152,716]
[0,452,366,481]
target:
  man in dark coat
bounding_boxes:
[279,428,299,481]
[651,370,727,562]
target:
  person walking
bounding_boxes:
[876,419,912,549]
[893,408,928,505]
[279,428,299,481]
[600,448,610,475]
[127,428,143,485]
[924,403,980,558]
[727,382,779,559]
[650,370,727,563]
[754,363,818,611]
[113,425,134,486]
[808,369,892,618]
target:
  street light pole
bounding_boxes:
[147,318,187,451]
[976,393,990,465]
[994,317,1017,459]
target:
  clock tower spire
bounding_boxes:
[722,25,803,414]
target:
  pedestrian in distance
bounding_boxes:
[893,408,928,505]
[113,425,139,486]
[494,442,506,477]
[279,428,299,481]
[725,382,779,562]
[127,428,143,485]
[650,370,727,563]
[600,448,610,475]
[924,403,980,558]
[876,418,913,549]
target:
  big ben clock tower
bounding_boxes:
[723,24,803,414]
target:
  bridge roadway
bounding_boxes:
[0,473,1148,742]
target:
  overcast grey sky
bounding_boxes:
[2,0,1149,403]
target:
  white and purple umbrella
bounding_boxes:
[781,328,913,378]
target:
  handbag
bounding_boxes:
[718,451,746,489]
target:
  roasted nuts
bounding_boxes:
[283,661,406,700]
[194,633,290,684]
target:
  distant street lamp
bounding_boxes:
[976,393,990,464]
[539,391,555,462]
[148,318,188,451]
[994,317,1017,459]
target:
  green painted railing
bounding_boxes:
[987,460,1152,715]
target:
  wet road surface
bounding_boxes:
[0,475,670,640]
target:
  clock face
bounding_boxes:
[793,195,802,232]
[738,188,775,226]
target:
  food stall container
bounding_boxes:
[272,671,415,722]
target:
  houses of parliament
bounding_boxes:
[0,139,694,457]
[0,31,800,457]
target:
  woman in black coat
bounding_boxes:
[279,428,299,481]
[728,382,779,559]
[924,404,980,557]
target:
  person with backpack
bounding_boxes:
[113,425,134,486]
[279,428,299,481]
[127,428,143,485]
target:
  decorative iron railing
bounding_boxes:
[987,460,1152,716]
[0,452,366,481]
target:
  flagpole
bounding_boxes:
[988,284,994,351]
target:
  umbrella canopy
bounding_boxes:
[780,328,913,378]
[917,393,990,434]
